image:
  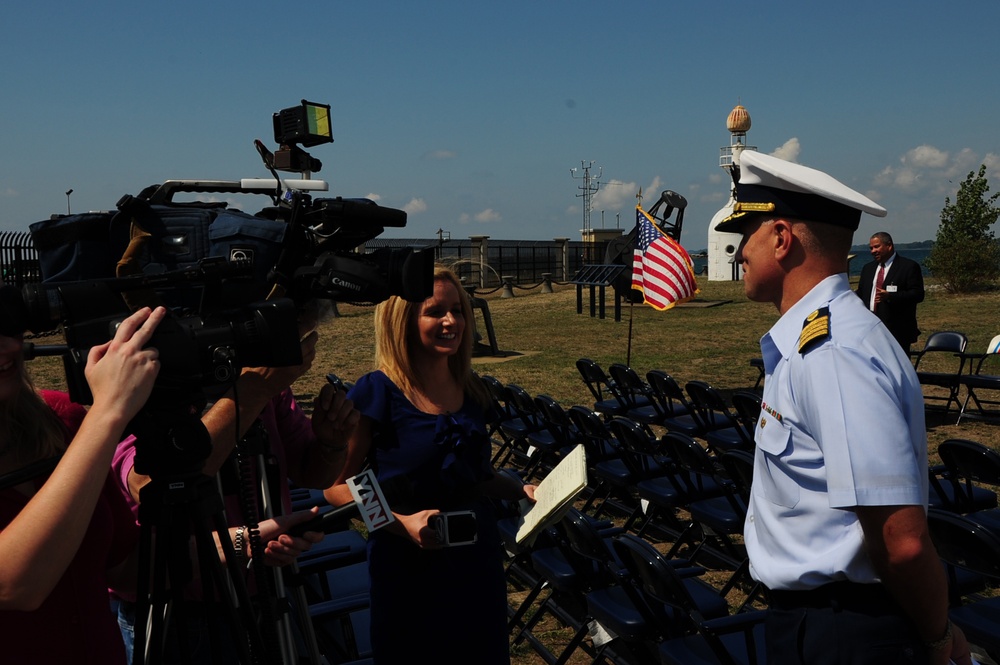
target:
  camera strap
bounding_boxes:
[112,196,165,312]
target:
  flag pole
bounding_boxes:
[626,190,642,367]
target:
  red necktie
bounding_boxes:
[873,263,885,311]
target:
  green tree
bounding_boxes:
[925,164,1000,292]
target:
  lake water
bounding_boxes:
[691,247,933,277]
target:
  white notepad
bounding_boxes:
[515,444,588,545]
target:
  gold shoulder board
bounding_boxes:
[799,306,830,354]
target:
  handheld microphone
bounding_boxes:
[289,468,395,537]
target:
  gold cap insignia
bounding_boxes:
[733,201,777,213]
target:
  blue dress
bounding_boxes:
[348,371,510,665]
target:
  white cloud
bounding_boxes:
[770,138,801,162]
[591,176,662,212]
[402,198,427,214]
[877,144,1000,197]
[984,152,1000,179]
[945,148,983,180]
[1,188,17,198]
[902,145,949,169]
[875,166,922,192]
[473,208,502,223]
[365,192,381,202]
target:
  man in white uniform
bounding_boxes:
[715,151,971,665]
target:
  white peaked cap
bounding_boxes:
[716,151,887,232]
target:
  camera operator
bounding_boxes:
[0,303,164,665]
[110,302,360,664]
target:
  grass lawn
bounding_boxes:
[22,272,1000,664]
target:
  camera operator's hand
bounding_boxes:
[254,507,325,567]
[85,306,165,423]
[312,382,360,448]
[198,324,320,480]
[239,328,318,398]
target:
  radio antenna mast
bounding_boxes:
[570,160,602,234]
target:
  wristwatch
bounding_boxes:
[233,525,247,565]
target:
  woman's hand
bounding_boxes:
[397,510,445,550]
[254,507,325,567]
[85,307,165,422]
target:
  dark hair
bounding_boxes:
[870,231,894,246]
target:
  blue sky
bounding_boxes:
[2,1,998,249]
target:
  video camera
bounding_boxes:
[10,100,435,406]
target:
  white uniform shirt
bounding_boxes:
[745,273,927,591]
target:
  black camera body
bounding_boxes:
[14,102,435,408]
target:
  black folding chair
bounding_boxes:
[684,381,752,453]
[576,358,627,419]
[729,391,761,445]
[934,439,1000,531]
[612,533,767,665]
[646,371,703,438]
[511,509,653,665]
[607,416,688,536]
[523,394,578,482]
[607,363,657,429]
[958,333,1000,424]
[926,509,1000,664]
[911,331,969,418]
[577,416,654,522]
[481,374,518,465]
[496,383,545,469]
[566,405,621,468]
[659,432,747,573]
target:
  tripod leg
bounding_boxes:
[197,509,261,664]
[291,568,324,665]
[136,502,186,665]
[134,510,155,665]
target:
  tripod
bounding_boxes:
[131,408,274,665]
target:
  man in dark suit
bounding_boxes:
[856,231,925,350]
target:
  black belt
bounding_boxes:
[768,581,895,611]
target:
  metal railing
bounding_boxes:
[1,230,614,291]
[0,231,40,287]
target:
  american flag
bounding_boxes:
[631,206,699,310]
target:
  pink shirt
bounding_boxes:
[1,391,137,665]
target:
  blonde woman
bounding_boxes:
[325,265,534,664]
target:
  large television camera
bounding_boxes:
[12,100,434,408]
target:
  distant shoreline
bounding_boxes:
[690,241,934,277]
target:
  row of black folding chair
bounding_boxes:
[576,359,759,454]
[484,377,582,482]
[286,486,374,664]
[919,438,1000,664]
[573,414,762,608]
[511,508,766,665]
